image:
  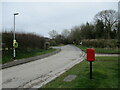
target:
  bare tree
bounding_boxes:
[94,10,118,31]
[48,30,58,39]
[61,29,70,38]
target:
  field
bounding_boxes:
[42,56,119,88]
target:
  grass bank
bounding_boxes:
[76,45,119,54]
[2,48,56,64]
[42,56,118,88]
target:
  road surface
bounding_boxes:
[2,45,85,88]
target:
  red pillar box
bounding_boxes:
[86,48,95,61]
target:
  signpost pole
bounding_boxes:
[13,13,19,60]
[90,61,92,79]
[13,14,16,60]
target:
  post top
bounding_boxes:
[14,13,19,15]
[87,48,95,52]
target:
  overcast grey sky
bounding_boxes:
[2,2,118,37]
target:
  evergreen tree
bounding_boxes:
[95,20,105,39]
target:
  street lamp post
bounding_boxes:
[13,13,19,60]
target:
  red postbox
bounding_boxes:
[86,48,95,61]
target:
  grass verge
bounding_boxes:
[76,45,119,54]
[42,56,118,88]
[2,48,56,64]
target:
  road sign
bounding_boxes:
[13,40,18,48]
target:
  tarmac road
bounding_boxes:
[2,45,85,88]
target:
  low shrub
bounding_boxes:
[2,31,46,51]
[82,39,117,48]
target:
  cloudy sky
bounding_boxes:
[2,1,118,37]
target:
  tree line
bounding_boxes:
[49,9,119,47]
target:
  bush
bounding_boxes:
[82,39,117,48]
[2,31,46,50]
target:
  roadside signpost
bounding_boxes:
[86,48,95,79]
[13,13,19,60]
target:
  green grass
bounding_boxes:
[42,56,119,88]
[76,45,119,54]
[2,48,56,64]
[0,55,2,64]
